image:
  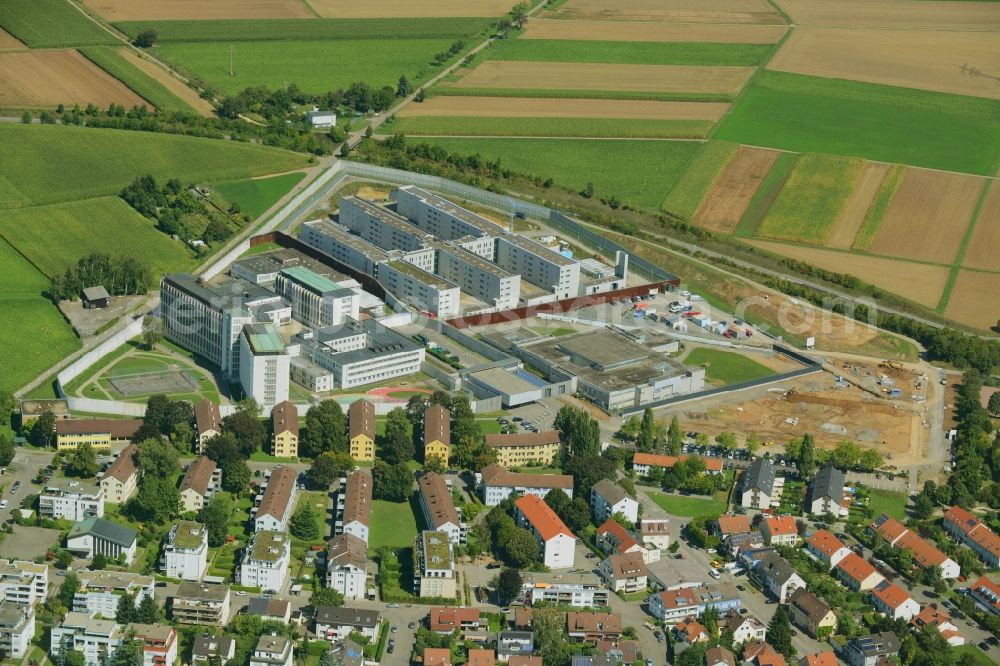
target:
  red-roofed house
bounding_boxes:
[596,520,642,556]
[943,506,1000,568]
[743,641,786,666]
[424,648,451,666]
[912,605,965,646]
[508,658,542,666]
[761,516,799,546]
[806,530,851,570]
[467,649,495,666]
[870,580,920,622]
[632,453,722,476]
[515,494,575,569]
[968,576,1000,616]
[797,652,838,666]
[834,553,884,592]
[672,618,710,646]
[869,514,960,579]
[429,608,481,633]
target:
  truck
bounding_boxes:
[669,300,691,314]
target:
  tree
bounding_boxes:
[58,572,80,606]
[667,416,683,455]
[554,406,600,459]
[111,638,144,666]
[450,395,481,446]
[136,595,161,623]
[116,593,136,624]
[311,588,344,609]
[560,497,592,533]
[91,553,108,570]
[221,459,251,494]
[989,391,1000,416]
[0,435,14,467]
[308,451,351,489]
[798,434,817,479]
[637,408,655,452]
[451,436,497,473]
[202,493,232,547]
[496,17,513,38]
[126,476,180,523]
[544,488,571,515]
[65,652,86,666]
[397,76,411,98]
[533,608,572,666]
[767,605,795,660]
[498,525,539,568]
[134,29,157,48]
[56,550,73,570]
[581,182,594,198]
[142,314,163,349]
[291,503,320,540]
[381,407,414,464]
[564,454,615,499]
[29,409,55,447]
[222,408,267,456]
[20,112,31,124]
[0,390,15,425]
[715,432,738,450]
[913,493,934,520]
[136,438,179,477]
[745,433,761,456]
[205,432,241,467]
[66,443,99,478]
[301,401,348,458]
[372,460,412,502]
[497,568,522,604]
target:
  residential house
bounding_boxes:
[191,634,236,665]
[943,505,1000,567]
[968,576,1000,616]
[512,608,532,630]
[706,646,736,666]
[912,605,965,646]
[718,612,766,644]
[129,624,178,666]
[247,598,291,624]
[571,657,615,666]
[714,515,763,554]
[739,459,777,510]
[415,531,456,599]
[253,466,299,532]
[870,580,920,622]
[424,404,450,466]
[805,530,851,570]
[40,479,104,521]
[430,608,480,634]
[515,494,575,569]
[497,632,533,662]
[315,607,381,643]
[335,471,373,544]
[238,530,290,592]
[479,463,574,506]
[761,515,799,547]
[566,612,621,642]
[0,602,34,658]
[798,653,838,666]
[596,640,637,665]
[844,632,900,666]
[66,518,137,564]
[869,514,960,579]
[99,444,138,504]
[631,453,723,477]
[508,657,541,666]
[424,649,451,666]
[743,641,786,666]
[171,582,231,625]
[0,560,48,606]
[348,399,375,462]
[597,552,648,594]
[834,553,884,592]
[520,572,610,607]
[750,552,806,603]
[249,634,293,666]
[271,401,299,458]
[326,533,369,600]
[788,589,836,639]
[418,472,465,545]
[50,612,124,666]
[647,585,742,624]
[162,521,208,581]
[468,649,495,666]
[672,618,709,647]
[194,400,221,454]
[179,456,219,513]
[639,519,670,551]
[807,466,847,517]
[486,430,562,467]
[74,570,153,617]
[596,520,644,559]
[590,479,639,525]
[55,419,142,452]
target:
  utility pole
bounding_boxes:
[229,45,234,76]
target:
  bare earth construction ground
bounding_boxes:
[116,48,215,116]
[871,169,984,264]
[776,0,1000,30]
[961,181,1000,272]
[768,28,1000,100]
[452,61,755,95]
[548,0,785,24]
[945,271,1000,331]
[0,49,147,109]
[83,0,314,20]
[827,162,890,249]
[693,147,779,233]
[521,19,787,43]
[309,0,519,18]
[400,97,730,121]
[747,239,950,309]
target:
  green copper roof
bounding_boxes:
[280,265,343,294]
[244,323,285,355]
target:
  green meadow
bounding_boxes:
[79,47,197,113]
[391,116,714,139]
[214,172,307,220]
[484,39,773,66]
[116,18,490,42]
[0,0,118,47]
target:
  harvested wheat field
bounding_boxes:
[548,0,785,24]
[945,270,1000,331]
[769,28,1000,99]
[0,50,148,109]
[84,0,313,19]
[310,0,518,18]
[778,0,1000,30]
[962,182,1000,272]
[521,18,787,43]
[0,28,25,51]
[399,96,730,120]
[748,240,949,308]
[827,163,891,249]
[453,61,755,95]
[116,48,215,116]
[871,169,984,264]
[693,147,780,233]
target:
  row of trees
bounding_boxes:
[49,252,152,303]
[121,174,238,246]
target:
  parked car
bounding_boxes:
[387,603,400,608]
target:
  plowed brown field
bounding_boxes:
[548,0,785,24]
[945,271,1000,331]
[310,0,519,17]
[116,48,215,116]
[0,28,25,51]
[453,61,755,95]
[778,0,1000,30]
[748,240,949,308]
[769,28,1000,99]
[0,50,148,108]
[693,147,779,233]
[84,0,313,19]
[962,181,1000,272]
[399,96,730,120]
[827,163,890,249]
[871,170,984,264]
[521,18,787,43]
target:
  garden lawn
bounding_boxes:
[157,39,457,95]
[369,500,419,550]
[115,18,490,42]
[867,488,908,521]
[485,40,773,66]
[684,348,775,385]
[661,140,738,218]
[950,646,993,666]
[416,137,702,209]
[648,491,728,517]
[0,0,119,47]
[715,71,1000,175]
[0,124,309,208]
[390,116,714,139]
[214,172,307,220]
[79,47,197,113]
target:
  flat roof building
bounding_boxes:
[295,319,424,390]
[171,582,232,626]
[239,322,290,410]
[298,219,389,278]
[415,531,456,599]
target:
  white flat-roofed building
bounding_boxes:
[479,464,574,506]
[298,220,388,278]
[314,607,381,643]
[0,601,33,658]
[307,110,336,129]
[239,323,290,411]
[340,196,429,253]
[40,479,104,521]
[0,560,48,606]
[74,570,154,618]
[326,534,369,600]
[50,612,125,666]
[520,572,610,607]
[162,521,209,581]
[171,582,231,626]
[379,260,460,319]
[392,186,505,242]
[415,531,457,599]
[437,247,521,311]
[495,234,580,300]
[275,266,359,329]
[250,634,293,666]
[239,531,290,593]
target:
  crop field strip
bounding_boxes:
[961,181,1000,272]
[398,97,732,121]
[851,165,906,252]
[825,163,890,249]
[307,0,521,18]
[732,152,798,237]
[83,0,315,21]
[661,141,739,219]
[520,19,788,43]
[78,47,197,113]
[692,147,781,233]
[945,271,1000,331]
[430,87,735,103]
[388,117,715,139]
[111,48,216,116]
[114,18,492,42]
[0,49,148,109]
[545,0,787,24]
[0,0,119,48]
[482,39,775,66]
[0,28,26,51]
[774,0,1000,31]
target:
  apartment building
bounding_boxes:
[393,186,504,243]
[315,607,381,643]
[436,246,521,311]
[179,456,220,513]
[162,521,209,581]
[378,260,460,319]
[788,589,836,638]
[591,479,639,525]
[943,505,1000,567]
[40,479,104,521]
[521,572,610,608]
[66,518,137,565]
[417,472,465,545]
[415,531,457,599]
[870,580,920,622]
[834,553,884,592]
[647,585,743,624]
[807,465,847,517]
[270,401,299,459]
[805,530,851,570]
[631,452,724,477]
[423,405,451,466]
[639,519,671,551]
[341,196,430,253]
[74,570,154,617]
[0,560,48,606]
[253,467,299,532]
[250,634,293,666]
[239,323,290,410]
[844,632,900,666]
[597,552,648,594]
[348,399,375,462]
[99,444,138,504]
[194,399,222,454]
[494,234,580,299]
[55,419,142,452]
[485,431,562,468]
[566,612,621,643]
[739,459,777,510]
[326,533,369,600]
[191,635,236,665]
[0,602,34,659]
[50,613,124,666]
[515,494,575,569]
[298,219,387,278]
[749,552,806,603]
[274,265,359,329]
[761,515,799,546]
[335,470,372,544]
[171,582,231,625]
[869,513,960,579]
[239,531,291,593]
[130,624,178,666]
[479,463,574,506]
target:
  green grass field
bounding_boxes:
[867,488,908,521]
[733,152,798,237]
[414,137,702,208]
[214,171,307,220]
[715,71,1000,175]
[0,238,48,294]
[391,116,714,139]
[158,39,457,95]
[0,294,80,392]
[483,40,773,66]
[79,47,197,114]
[661,140,738,219]
[950,646,994,666]
[369,500,419,550]
[684,348,775,385]
[0,197,198,278]
[0,124,309,209]
[116,18,490,42]
[648,491,727,517]
[852,164,906,251]
[0,0,118,47]
[757,154,865,244]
